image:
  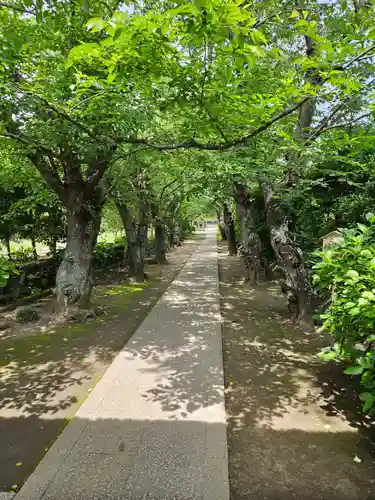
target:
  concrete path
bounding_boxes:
[15,230,228,500]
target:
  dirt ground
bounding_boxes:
[0,235,202,493]
[218,240,375,500]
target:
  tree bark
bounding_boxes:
[217,210,227,240]
[31,236,38,260]
[169,198,182,246]
[24,146,114,312]
[154,221,167,264]
[49,237,57,257]
[261,181,311,317]
[233,183,262,283]
[5,235,11,260]
[55,199,101,312]
[223,203,237,255]
[260,31,319,318]
[117,203,147,281]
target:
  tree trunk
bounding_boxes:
[217,210,227,240]
[117,203,147,281]
[171,198,182,246]
[173,221,182,245]
[144,223,149,253]
[223,203,237,255]
[55,200,101,313]
[5,235,11,260]
[49,238,57,257]
[261,181,311,318]
[31,236,38,260]
[155,222,167,264]
[260,33,319,319]
[233,183,262,283]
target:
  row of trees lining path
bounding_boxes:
[1,0,374,322]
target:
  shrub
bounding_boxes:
[93,241,126,268]
[12,247,35,263]
[15,306,40,323]
[312,214,375,413]
[0,257,18,289]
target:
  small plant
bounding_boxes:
[15,306,40,323]
[12,247,35,263]
[0,257,18,289]
[313,214,375,413]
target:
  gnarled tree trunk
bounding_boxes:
[223,203,237,255]
[261,181,311,318]
[56,198,101,312]
[233,183,262,283]
[261,33,319,319]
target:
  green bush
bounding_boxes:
[0,257,18,288]
[93,240,126,268]
[12,247,35,262]
[15,306,40,323]
[313,215,375,413]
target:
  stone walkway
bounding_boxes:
[15,230,229,500]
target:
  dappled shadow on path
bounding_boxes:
[218,241,375,500]
[0,237,202,491]
[109,242,224,421]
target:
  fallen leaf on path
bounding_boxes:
[16,462,23,467]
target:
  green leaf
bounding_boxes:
[346,270,359,279]
[344,366,364,375]
[113,28,123,41]
[86,18,107,32]
[319,350,337,361]
[360,392,373,401]
[358,297,368,306]
[363,399,374,413]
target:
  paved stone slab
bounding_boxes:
[15,230,229,500]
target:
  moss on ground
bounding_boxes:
[0,280,150,368]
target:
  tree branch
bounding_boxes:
[29,153,65,199]
[85,146,147,193]
[159,177,180,202]
[315,112,372,135]
[333,43,375,72]
[122,98,308,152]
[163,172,195,202]
[308,101,348,142]
[0,131,62,159]
[253,0,294,29]
[0,1,34,14]
[28,92,114,143]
